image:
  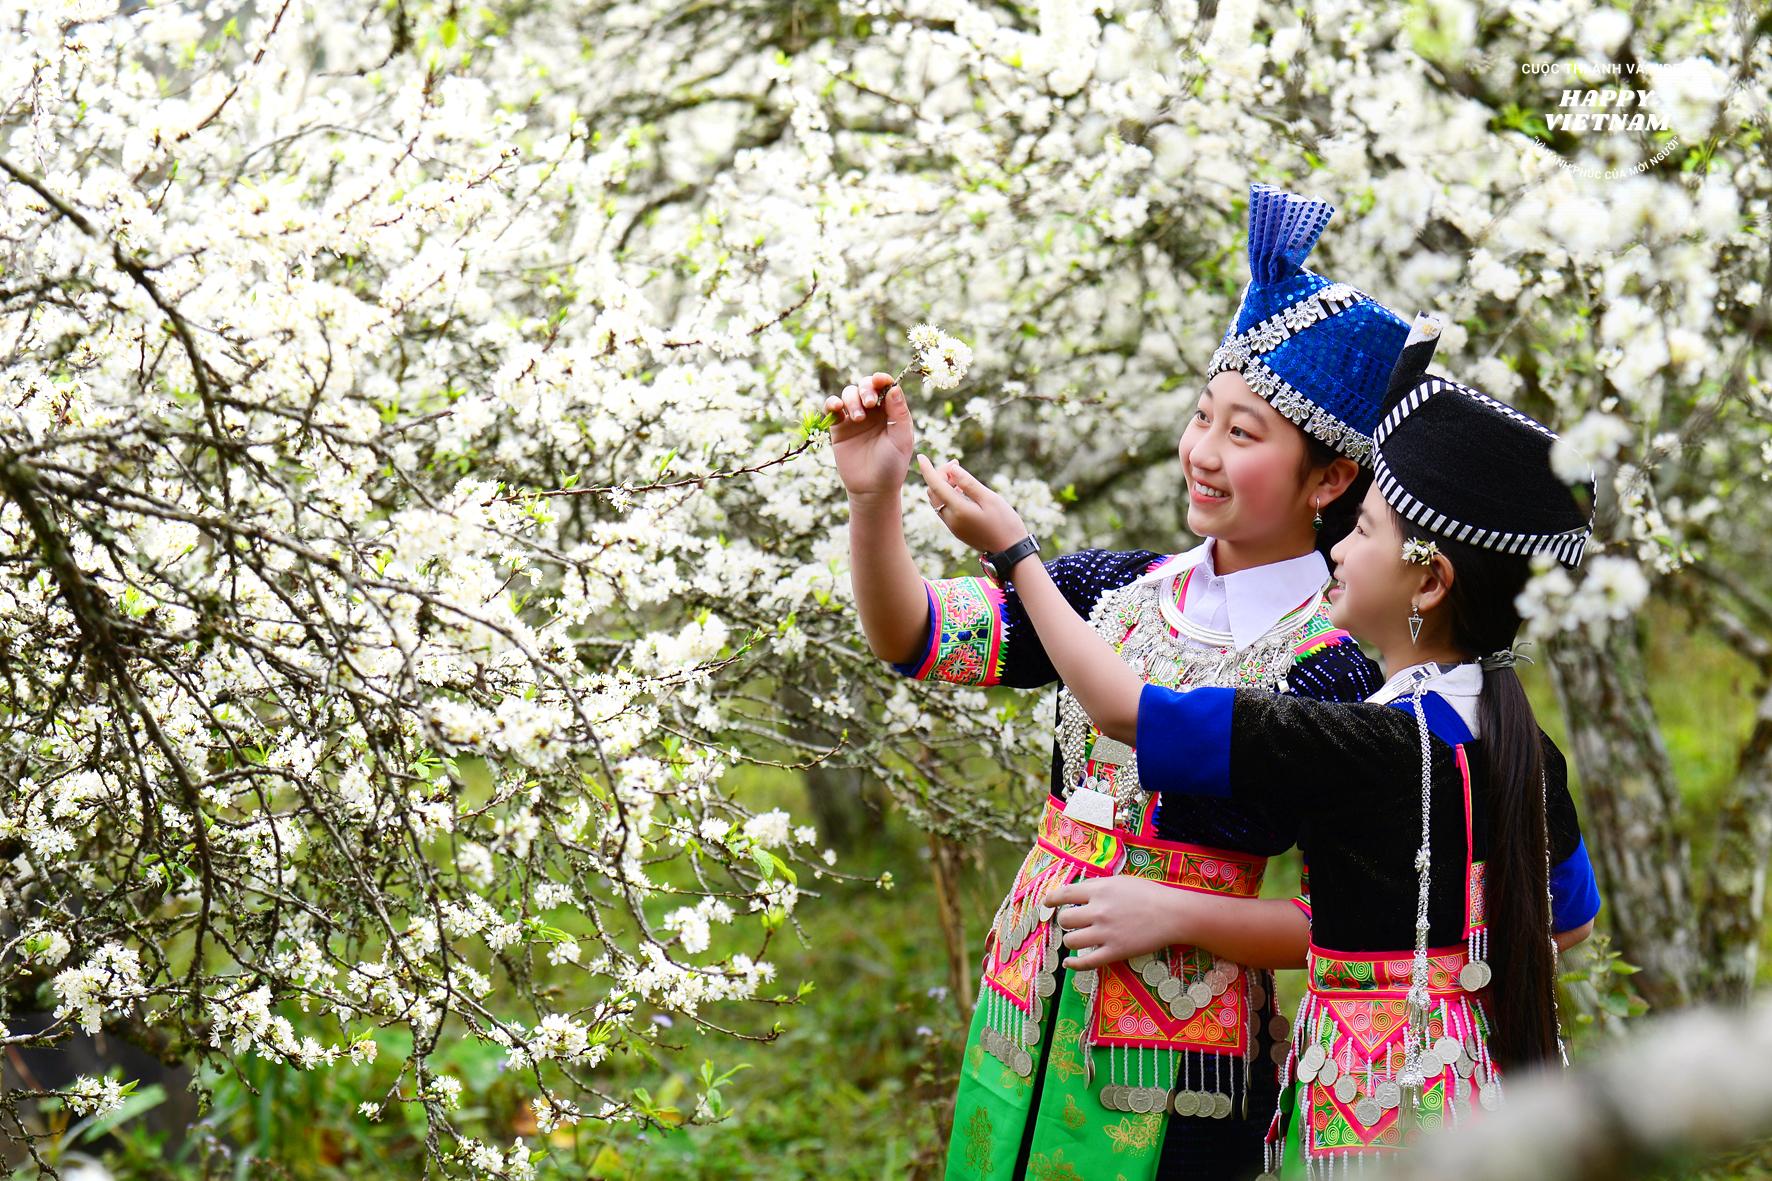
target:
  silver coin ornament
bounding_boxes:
[1211,1093,1233,1119]
[1317,1057,1340,1087]
[1376,1081,1402,1110]
[1354,1098,1382,1126]
[1333,1074,1359,1104]
[1174,1091,1202,1117]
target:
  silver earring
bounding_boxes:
[1408,603,1423,645]
[1312,497,1323,531]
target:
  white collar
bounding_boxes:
[1367,660,1484,737]
[1131,540,1330,651]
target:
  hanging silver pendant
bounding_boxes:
[1061,783,1117,829]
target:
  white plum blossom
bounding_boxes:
[63,1075,129,1119]
[909,324,974,391]
[533,1095,583,1133]
[1518,555,1653,640]
[21,920,71,967]
[1552,413,1635,483]
[529,1012,601,1064]
[51,945,145,1035]
[426,1075,466,1111]
[742,809,794,849]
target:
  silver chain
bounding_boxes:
[1403,687,1434,1088]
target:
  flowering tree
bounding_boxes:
[0,0,1766,1172]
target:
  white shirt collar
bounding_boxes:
[1367,660,1485,737]
[1131,540,1330,651]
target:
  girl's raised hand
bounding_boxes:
[915,454,1028,554]
[822,372,915,497]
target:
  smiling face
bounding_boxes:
[1326,484,1428,651]
[1178,372,1329,567]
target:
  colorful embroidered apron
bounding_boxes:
[949,798,1269,1180]
[946,564,1354,1181]
[1268,749,1502,1178]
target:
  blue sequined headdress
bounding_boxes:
[1207,184,1410,466]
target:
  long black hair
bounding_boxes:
[1396,514,1559,1071]
[1301,434,1374,563]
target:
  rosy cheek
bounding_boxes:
[1221,446,1272,506]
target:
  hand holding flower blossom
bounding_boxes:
[820,324,973,498]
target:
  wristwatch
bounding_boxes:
[980,534,1041,585]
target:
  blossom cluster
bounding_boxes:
[909,323,975,391]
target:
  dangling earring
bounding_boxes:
[1408,602,1423,646]
[1311,497,1323,531]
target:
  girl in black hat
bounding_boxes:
[914,313,1600,1176]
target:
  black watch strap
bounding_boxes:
[982,535,1041,584]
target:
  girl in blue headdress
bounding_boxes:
[824,186,1573,1180]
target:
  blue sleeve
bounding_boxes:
[1133,683,1234,798]
[1539,735,1600,932]
[1549,837,1602,932]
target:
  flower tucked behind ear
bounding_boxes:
[1401,538,1441,566]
